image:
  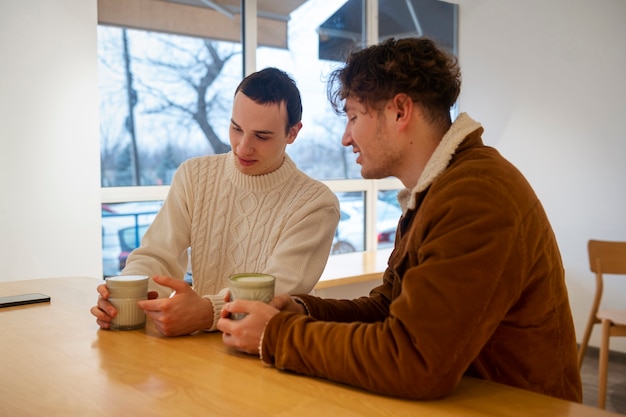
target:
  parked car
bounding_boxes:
[331,199,402,254]
[117,224,150,271]
[102,205,124,277]
[101,202,161,277]
[116,222,194,285]
[378,189,401,210]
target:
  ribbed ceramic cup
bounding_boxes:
[106,275,149,330]
[227,273,275,320]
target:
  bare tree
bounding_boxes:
[98,27,242,185]
[134,37,239,154]
[122,29,141,185]
[293,106,359,179]
[321,112,355,179]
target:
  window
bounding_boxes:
[98,26,242,187]
[98,0,456,276]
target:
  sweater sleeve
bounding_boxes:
[261,187,340,296]
[202,288,228,331]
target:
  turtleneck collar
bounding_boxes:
[224,151,298,193]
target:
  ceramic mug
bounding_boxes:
[227,273,275,320]
[106,275,149,330]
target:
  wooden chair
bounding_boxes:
[577,239,626,409]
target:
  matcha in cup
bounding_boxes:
[227,273,275,320]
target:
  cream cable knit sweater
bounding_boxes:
[123,152,340,330]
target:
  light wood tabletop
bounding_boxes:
[0,276,620,417]
[315,248,391,290]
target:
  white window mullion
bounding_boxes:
[365,0,378,46]
[242,0,257,76]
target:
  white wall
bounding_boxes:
[454,0,626,352]
[0,0,102,281]
[0,0,624,352]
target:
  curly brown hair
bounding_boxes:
[327,37,461,129]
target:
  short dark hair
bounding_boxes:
[235,67,303,133]
[327,37,461,128]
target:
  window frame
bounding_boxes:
[101,176,404,253]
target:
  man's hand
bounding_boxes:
[138,275,213,337]
[91,281,159,329]
[269,294,306,314]
[217,300,280,354]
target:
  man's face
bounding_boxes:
[342,97,400,179]
[229,92,300,176]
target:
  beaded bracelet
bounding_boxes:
[258,326,266,362]
[291,296,310,315]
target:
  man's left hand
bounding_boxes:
[138,275,213,336]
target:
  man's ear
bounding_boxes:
[392,93,413,127]
[287,121,302,144]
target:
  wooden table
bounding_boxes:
[315,248,391,290]
[0,277,620,417]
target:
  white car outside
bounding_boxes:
[332,199,402,254]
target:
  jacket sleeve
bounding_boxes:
[261,164,546,400]
[293,268,394,323]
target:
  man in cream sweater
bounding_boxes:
[91,68,340,336]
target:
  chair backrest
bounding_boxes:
[588,239,626,275]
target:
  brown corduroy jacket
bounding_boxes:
[261,113,583,402]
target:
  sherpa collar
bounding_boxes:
[397,112,482,213]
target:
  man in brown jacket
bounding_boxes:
[217,37,583,402]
